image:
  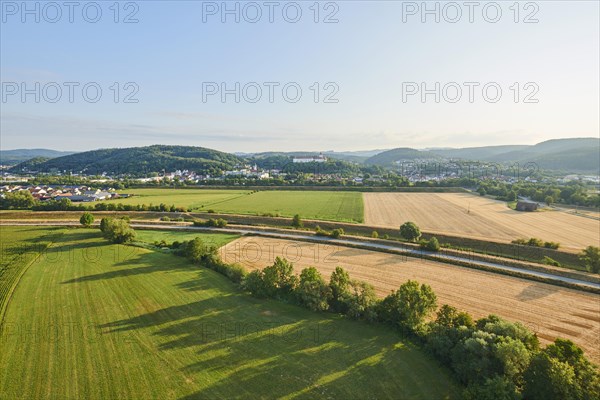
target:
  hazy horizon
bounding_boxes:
[2,135,600,155]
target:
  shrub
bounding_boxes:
[224,263,247,284]
[420,237,440,252]
[160,216,171,221]
[193,218,227,228]
[207,209,215,213]
[542,256,561,267]
[544,241,560,249]
[315,226,329,237]
[79,212,94,227]
[330,228,344,239]
[291,214,303,229]
[383,234,390,240]
[371,231,379,238]
[511,238,528,245]
[527,238,544,247]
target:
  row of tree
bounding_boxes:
[199,248,600,399]
[478,180,599,208]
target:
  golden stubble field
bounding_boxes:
[363,193,600,251]
[221,237,600,363]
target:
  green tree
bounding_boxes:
[463,376,520,400]
[79,212,94,227]
[243,270,267,297]
[435,304,474,329]
[296,267,331,311]
[494,337,531,385]
[400,221,421,242]
[379,280,437,332]
[261,257,298,299]
[101,218,135,244]
[523,353,577,400]
[343,280,378,321]
[291,214,303,229]
[396,280,437,330]
[184,237,217,264]
[329,266,351,313]
[545,195,554,206]
[99,217,110,232]
[0,190,36,209]
[579,246,600,273]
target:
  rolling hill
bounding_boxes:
[9,145,242,176]
[365,138,600,173]
[365,147,441,166]
[0,149,76,165]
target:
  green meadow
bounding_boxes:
[134,229,239,247]
[112,189,364,223]
[0,227,459,399]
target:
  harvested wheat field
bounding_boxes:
[363,192,600,251]
[221,237,600,363]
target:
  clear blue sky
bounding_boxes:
[1,0,598,152]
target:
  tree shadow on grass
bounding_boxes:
[94,249,460,399]
[60,251,199,284]
[101,279,458,398]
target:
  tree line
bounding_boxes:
[161,233,599,399]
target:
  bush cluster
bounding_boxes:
[175,236,246,283]
[314,226,345,238]
[419,237,441,252]
[512,238,560,249]
[193,218,227,228]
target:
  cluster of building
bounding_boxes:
[0,185,124,202]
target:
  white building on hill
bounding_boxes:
[293,153,327,163]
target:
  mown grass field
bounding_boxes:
[112,189,364,223]
[112,188,252,209]
[134,229,239,247]
[0,227,459,399]
[0,226,66,320]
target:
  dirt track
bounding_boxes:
[222,237,600,363]
[363,193,600,251]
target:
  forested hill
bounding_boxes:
[365,138,600,173]
[9,145,242,176]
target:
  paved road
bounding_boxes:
[3,221,599,291]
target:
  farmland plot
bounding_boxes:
[363,193,600,251]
